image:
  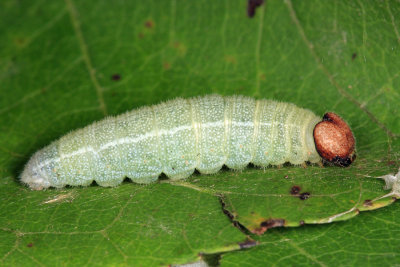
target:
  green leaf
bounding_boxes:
[220,202,400,266]
[1,0,399,266]
[0,177,245,266]
[179,162,398,235]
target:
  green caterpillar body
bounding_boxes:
[21,95,322,190]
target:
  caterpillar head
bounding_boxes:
[313,112,356,167]
[21,149,53,190]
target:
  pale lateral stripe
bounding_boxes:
[36,120,270,170]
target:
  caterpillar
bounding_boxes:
[21,95,356,190]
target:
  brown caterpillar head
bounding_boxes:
[313,112,356,167]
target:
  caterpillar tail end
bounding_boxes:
[20,153,51,190]
[313,112,356,167]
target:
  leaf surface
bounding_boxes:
[0,0,399,266]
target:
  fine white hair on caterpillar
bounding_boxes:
[21,94,356,190]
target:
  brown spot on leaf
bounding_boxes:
[290,185,301,195]
[299,192,310,200]
[253,218,285,235]
[352,52,357,61]
[313,112,356,167]
[27,243,33,248]
[247,0,264,18]
[111,74,121,81]
[144,20,154,28]
[363,199,373,207]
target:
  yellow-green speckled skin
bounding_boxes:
[21,95,321,190]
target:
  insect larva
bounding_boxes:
[21,95,356,190]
